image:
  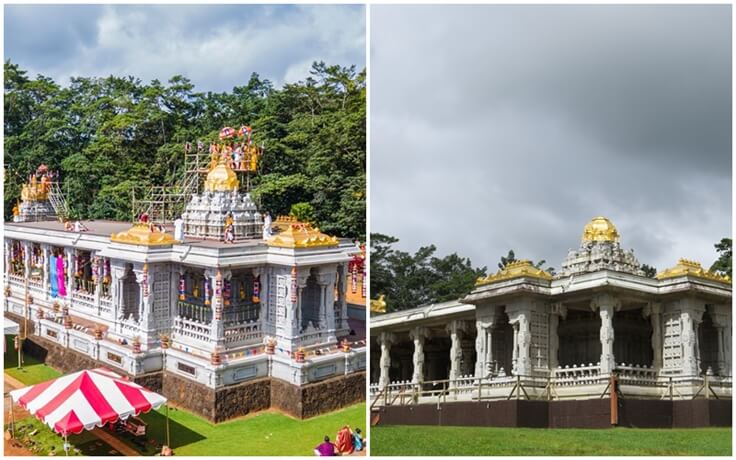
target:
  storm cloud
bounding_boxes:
[5,4,365,91]
[371,5,731,273]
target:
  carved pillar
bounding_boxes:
[549,303,567,371]
[65,247,74,295]
[447,320,467,383]
[474,319,494,378]
[316,267,337,336]
[206,268,225,346]
[339,263,349,330]
[22,242,31,278]
[410,326,429,384]
[378,332,394,388]
[110,263,126,321]
[294,269,310,336]
[42,245,50,299]
[508,308,531,376]
[93,255,102,307]
[4,239,11,280]
[592,294,619,375]
[710,304,729,376]
[646,302,663,371]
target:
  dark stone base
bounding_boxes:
[9,321,365,423]
[377,398,732,428]
[272,372,367,419]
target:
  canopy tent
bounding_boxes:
[4,317,20,335]
[9,368,167,436]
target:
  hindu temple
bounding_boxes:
[4,128,366,422]
[370,217,731,428]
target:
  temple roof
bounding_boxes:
[266,217,339,248]
[476,259,553,286]
[581,216,620,243]
[110,223,177,246]
[656,258,731,284]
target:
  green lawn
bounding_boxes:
[371,425,732,456]
[5,338,367,456]
[131,402,366,456]
[4,336,63,385]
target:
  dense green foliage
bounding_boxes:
[710,238,732,278]
[370,233,486,312]
[4,61,365,239]
[372,425,732,456]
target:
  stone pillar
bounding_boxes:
[647,302,663,371]
[508,310,531,376]
[378,332,394,388]
[206,268,225,347]
[339,263,349,331]
[410,326,429,384]
[447,320,467,383]
[41,245,51,299]
[474,318,496,378]
[317,267,337,343]
[549,303,566,371]
[710,304,730,376]
[592,294,619,375]
[65,247,74,295]
[22,241,32,278]
[4,239,11,280]
[93,255,102,307]
[294,268,310,336]
[110,262,126,321]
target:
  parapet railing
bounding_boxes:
[370,370,733,407]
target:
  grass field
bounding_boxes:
[371,425,732,456]
[4,337,63,384]
[4,342,367,456]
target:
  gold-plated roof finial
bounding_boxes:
[582,216,620,243]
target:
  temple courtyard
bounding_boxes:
[371,425,731,456]
[4,340,366,456]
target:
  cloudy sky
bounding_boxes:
[371,5,731,273]
[5,4,365,92]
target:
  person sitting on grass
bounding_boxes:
[314,436,336,456]
[352,427,364,452]
[335,426,354,455]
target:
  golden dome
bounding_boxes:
[204,159,239,192]
[581,216,620,243]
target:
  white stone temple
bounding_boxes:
[370,217,732,405]
[5,158,366,420]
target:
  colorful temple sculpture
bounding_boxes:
[4,129,365,422]
[13,164,64,223]
[370,217,731,428]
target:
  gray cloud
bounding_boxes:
[5,4,365,92]
[371,5,731,273]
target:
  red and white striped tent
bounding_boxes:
[9,368,167,436]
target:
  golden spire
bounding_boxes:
[581,216,620,243]
[656,258,731,284]
[203,157,239,192]
[476,259,553,286]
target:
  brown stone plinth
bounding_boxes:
[376,398,732,428]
